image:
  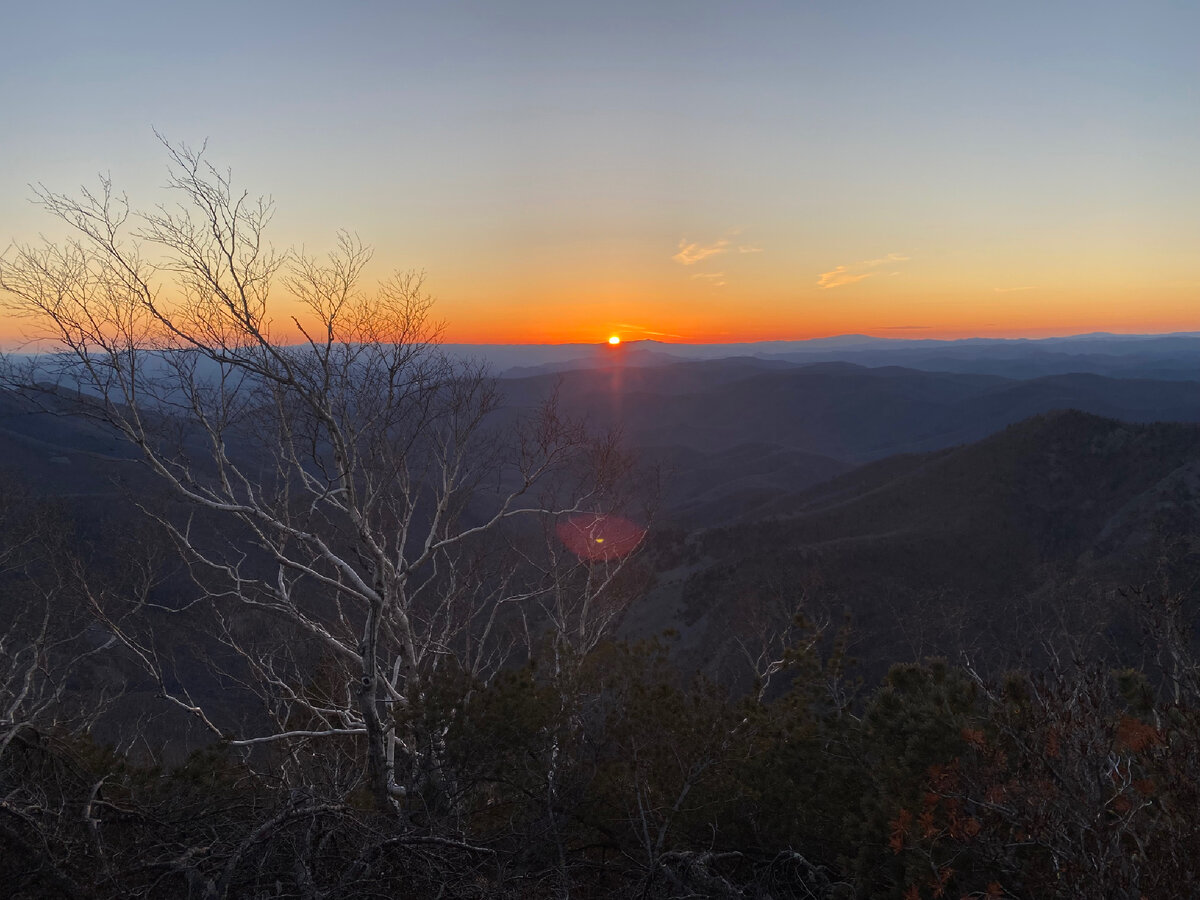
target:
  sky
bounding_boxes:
[2,1,1199,344]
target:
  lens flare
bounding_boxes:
[556,513,644,561]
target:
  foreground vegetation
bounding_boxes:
[3,482,1197,898]
[6,592,1200,898]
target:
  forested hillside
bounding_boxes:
[635,411,1200,686]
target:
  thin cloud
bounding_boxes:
[672,237,729,265]
[615,323,684,338]
[817,252,910,289]
[993,285,1037,293]
[737,245,764,254]
[691,272,725,280]
[817,267,874,289]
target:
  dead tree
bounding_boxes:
[0,138,634,813]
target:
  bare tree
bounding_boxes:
[0,138,634,814]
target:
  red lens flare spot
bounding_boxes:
[556,513,644,561]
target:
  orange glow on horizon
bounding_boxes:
[3,272,1198,349]
[426,282,1200,345]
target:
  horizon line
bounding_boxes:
[440,329,1200,348]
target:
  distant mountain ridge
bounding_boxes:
[500,360,1200,465]
[15,331,1200,384]
[434,332,1200,381]
[9,355,1200,533]
[7,364,1200,691]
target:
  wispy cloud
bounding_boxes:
[737,245,764,254]
[672,237,730,265]
[817,267,874,289]
[817,252,909,289]
[615,323,684,338]
[993,285,1037,293]
[691,271,726,287]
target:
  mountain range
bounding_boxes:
[6,341,1200,686]
[497,356,1200,527]
[444,332,1200,382]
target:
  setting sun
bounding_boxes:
[608,336,621,345]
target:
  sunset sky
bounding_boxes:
[3,1,1199,344]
